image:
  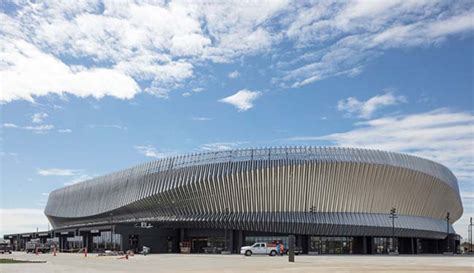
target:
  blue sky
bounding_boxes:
[0,0,473,238]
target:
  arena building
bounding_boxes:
[4,147,463,254]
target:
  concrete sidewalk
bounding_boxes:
[1,252,473,273]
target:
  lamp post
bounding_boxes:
[389,208,398,253]
[446,212,450,253]
[109,213,114,251]
[470,217,473,253]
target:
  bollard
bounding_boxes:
[288,235,295,263]
[53,246,57,256]
[125,253,128,260]
[36,247,39,255]
[84,247,88,257]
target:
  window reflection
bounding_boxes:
[93,231,122,251]
[309,236,354,254]
[374,237,398,254]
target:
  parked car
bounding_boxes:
[0,242,12,254]
[240,242,278,256]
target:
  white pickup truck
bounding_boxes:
[240,242,278,256]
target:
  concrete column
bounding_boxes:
[363,236,367,254]
[236,230,244,252]
[411,238,415,254]
[307,236,312,253]
[179,228,186,242]
[227,229,234,253]
[300,235,309,254]
[369,237,375,254]
[173,229,180,253]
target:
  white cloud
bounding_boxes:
[281,2,474,87]
[31,113,48,123]
[23,125,55,132]
[37,168,79,176]
[0,209,50,236]
[64,174,95,186]
[192,87,205,93]
[1,1,472,101]
[219,89,262,111]
[88,124,127,130]
[3,123,54,133]
[0,38,140,102]
[461,192,474,200]
[57,129,72,133]
[37,168,93,186]
[337,92,406,119]
[200,141,247,151]
[2,123,18,128]
[182,87,205,97]
[0,1,289,103]
[191,117,213,121]
[289,108,474,181]
[135,145,171,159]
[228,70,240,79]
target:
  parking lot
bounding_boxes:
[0,252,472,273]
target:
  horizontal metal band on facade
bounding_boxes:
[45,147,463,238]
[49,212,453,240]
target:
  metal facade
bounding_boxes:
[45,147,463,239]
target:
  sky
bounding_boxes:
[0,0,473,239]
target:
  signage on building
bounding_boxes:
[38,233,49,236]
[60,232,69,235]
[90,230,99,233]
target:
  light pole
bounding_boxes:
[109,213,115,251]
[446,212,450,253]
[389,208,397,253]
[470,217,473,253]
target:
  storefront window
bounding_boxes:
[93,231,122,251]
[191,237,225,253]
[310,236,353,254]
[374,237,398,254]
[66,236,83,251]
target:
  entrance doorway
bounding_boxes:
[191,238,208,253]
[129,235,139,252]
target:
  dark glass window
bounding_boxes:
[309,236,353,254]
[373,237,398,254]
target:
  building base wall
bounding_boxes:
[4,225,461,255]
